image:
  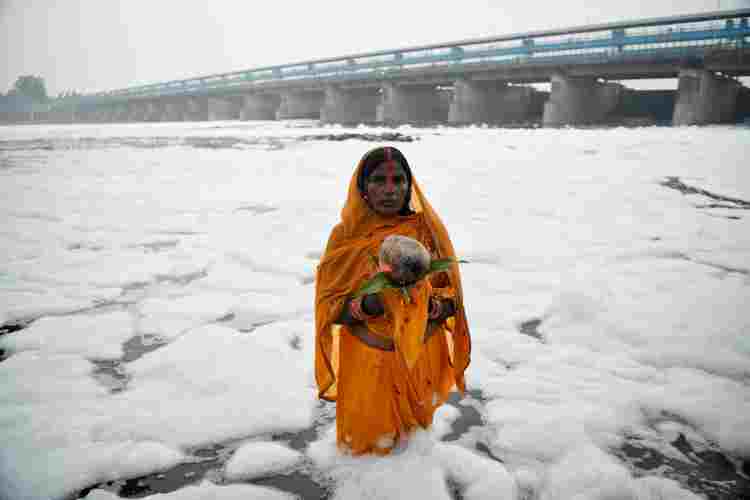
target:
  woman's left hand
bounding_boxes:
[428,297,443,320]
[429,297,455,322]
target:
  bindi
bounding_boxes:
[384,160,397,191]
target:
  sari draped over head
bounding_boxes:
[314,146,471,455]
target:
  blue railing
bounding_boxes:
[55,9,749,108]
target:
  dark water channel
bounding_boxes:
[616,434,750,500]
[0,321,28,361]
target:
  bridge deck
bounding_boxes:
[52,9,750,108]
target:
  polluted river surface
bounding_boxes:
[1,121,749,500]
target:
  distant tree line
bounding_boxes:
[3,75,48,102]
[2,75,82,102]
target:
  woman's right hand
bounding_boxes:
[337,294,385,325]
[361,293,385,317]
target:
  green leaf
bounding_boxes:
[428,257,468,273]
[354,258,468,299]
[353,272,396,298]
[369,253,379,268]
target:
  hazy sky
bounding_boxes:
[2,0,749,95]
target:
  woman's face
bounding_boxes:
[364,161,409,216]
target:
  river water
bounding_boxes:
[1,121,749,500]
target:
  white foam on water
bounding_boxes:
[0,311,134,359]
[86,481,296,499]
[0,322,315,499]
[309,430,518,500]
[538,444,702,500]
[223,442,304,481]
[1,122,748,499]
[0,351,185,500]
[94,324,316,448]
[431,404,461,441]
[0,288,101,325]
[228,289,312,331]
[433,443,517,500]
[136,292,239,339]
[311,431,453,500]
[189,262,301,294]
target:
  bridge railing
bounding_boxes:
[54,10,750,108]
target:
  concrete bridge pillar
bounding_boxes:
[376,83,449,124]
[109,107,123,122]
[145,102,162,122]
[276,91,324,120]
[94,109,112,123]
[737,86,750,123]
[673,69,742,125]
[160,101,184,122]
[206,97,236,121]
[110,105,129,122]
[44,110,60,123]
[124,102,154,122]
[240,94,279,120]
[48,110,68,123]
[127,102,149,122]
[321,86,380,124]
[132,103,149,122]
[542,73,623,127]
[77,109,90,123]
[184,98,208,121]
[449,79,543,124]
[101,108,117,123]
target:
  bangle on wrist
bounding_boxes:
[429,297,443,320]
[350,296,368,322]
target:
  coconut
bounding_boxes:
[378,235,431,286]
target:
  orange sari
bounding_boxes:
[314,150,471,455]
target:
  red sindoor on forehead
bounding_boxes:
[384,159,396,190]
[382,147,397,172]
[379,148,398,190]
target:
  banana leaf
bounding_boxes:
[353,258,468,299]
[353,272,396,298]
[428,257,468,273]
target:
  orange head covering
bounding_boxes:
[314,146,471,400]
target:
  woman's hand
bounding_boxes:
[429,297,456,323]
[361,294,385,317]
[336,294,384,325]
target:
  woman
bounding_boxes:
[315,146,471,455]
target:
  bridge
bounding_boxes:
[29,9,750,126]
